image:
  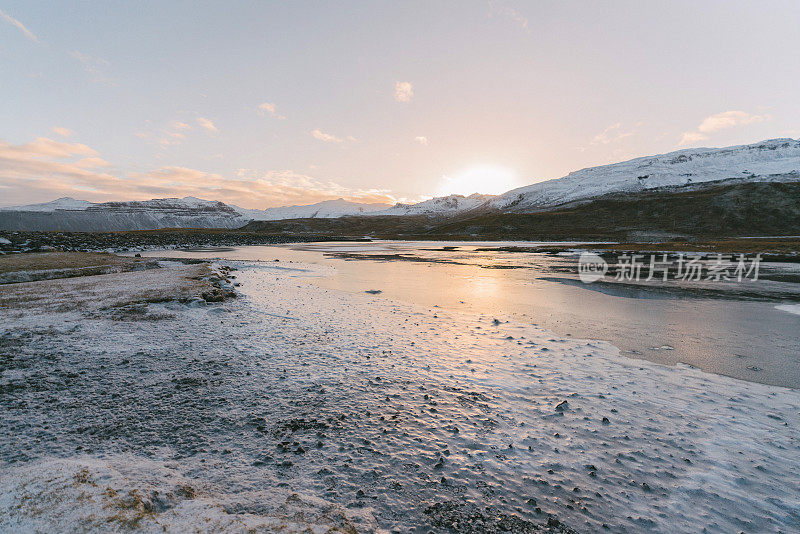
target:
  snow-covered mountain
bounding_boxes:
[489,138,800,212]
[2,197,95,212]
[0,196,391,231]
[0,197,248,232]
[371,193,496,216]
[242,198,389,220]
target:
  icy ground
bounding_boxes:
[1,261,799,533]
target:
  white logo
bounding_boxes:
[578,252,608,283]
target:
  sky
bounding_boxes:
[1,0,799,209]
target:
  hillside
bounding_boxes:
[490,138,800,212]
[241,180,800,240]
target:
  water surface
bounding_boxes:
[141,241,800,388]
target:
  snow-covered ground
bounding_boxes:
[1,260,799,532]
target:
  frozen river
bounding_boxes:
[141,241,800,388]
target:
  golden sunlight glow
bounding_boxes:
[436,166,521,196]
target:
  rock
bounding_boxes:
[202,290,225,302]
[555,400,569,412]
[186,297,206,308]
[365,289,382,294]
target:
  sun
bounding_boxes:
[436,166,521,196]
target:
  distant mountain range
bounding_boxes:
[1,138,799,232]
[0,197,392,232]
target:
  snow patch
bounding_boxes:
[0,456,371,533]
[775,303,800,316]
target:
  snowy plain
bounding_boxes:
[1,260,799,532]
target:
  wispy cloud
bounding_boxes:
[394,81,414,103]
[311,129,355,144]
[70,50,116,86]
[488,1,529,33]
[51,126,73,138]
[2,137,96,160]
[679,110,768,146]
[0,8,39,42]
[258,102,285,119]
[414,136,429,146]
[591,122,639,145]
[0,136,394,209]
[678,131,708,146]
[697,110,767,133]
[136,120,195,149]
[171,121,192,131]
[196,117,218,134]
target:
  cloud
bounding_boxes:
[678,131,709,145]
[310,129,355,144]
[222,169,395,207]
[697,111,767,133]
[0,137,124,206]
[74,157,110,168]
[414,136,429,146]
[258,102,285,119]
[680,110,768,146]
[196,117,219,134]
[3,137,97,160]
[0,136,395,209]
[51,126,73,138]
[137,119,218,149]
[394,81,414,102]
[591,123,638,145]
[70,50,116,86]
[488,1,529,32]
[136,121,196,148]
[0,8,39,42]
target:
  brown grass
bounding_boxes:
[0,252,141,274]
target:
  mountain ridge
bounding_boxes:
[489,138,800,212]
[2,138,798,232]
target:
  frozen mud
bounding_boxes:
[1,260,799,533]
